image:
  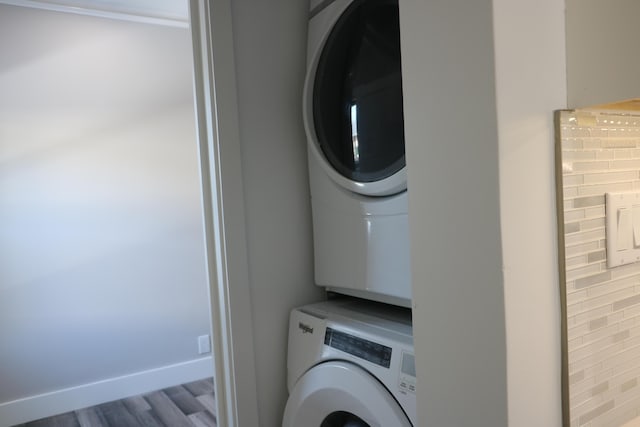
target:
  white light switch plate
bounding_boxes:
[606,192,640,267]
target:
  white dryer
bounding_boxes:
[304,0,411,307]
[282,299,416,426]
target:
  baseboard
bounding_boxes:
[0,356,214,427]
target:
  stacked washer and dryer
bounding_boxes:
[283,0,416,425]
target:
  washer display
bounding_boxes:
[304,0,411,306]
[282,299,416,426]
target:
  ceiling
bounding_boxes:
[0,0,189,25]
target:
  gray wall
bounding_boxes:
[230,0,325,426]
[399,0,508,425]
[401,0,567,425]
[0,2,211,414]
[493,0,566,425]
[566,0,640,108]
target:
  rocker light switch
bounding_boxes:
[606,192,640,267]
[633,205,640,247]
[618,208,631,251]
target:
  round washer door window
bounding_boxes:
[312,0,405,189]
[282,361,413,427]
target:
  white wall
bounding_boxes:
[493,0,566,425]
[566,0,640,108]
[229,0,325,426]
[399,0,508,425]
[0,5,212,424]
[400,0,567,425]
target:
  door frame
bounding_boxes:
[189,1,259,426]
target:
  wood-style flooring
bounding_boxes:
[11,378,216,427]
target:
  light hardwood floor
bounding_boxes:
[12,378,216,427]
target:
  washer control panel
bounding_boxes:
[398,351,416,395]
[324,327,392,368]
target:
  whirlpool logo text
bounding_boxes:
[298,322,313,334]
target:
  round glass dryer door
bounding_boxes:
[305,0,406,197]
[282,361,413,427]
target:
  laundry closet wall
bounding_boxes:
[229,0,325,426]
[403,0,640,426]
[0,5,212,425]
[400,0,566,425]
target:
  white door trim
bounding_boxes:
[189,1,260,427]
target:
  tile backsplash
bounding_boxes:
[559,109,640,426]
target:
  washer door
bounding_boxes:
[304,0,406,197]
[282,361,412,427]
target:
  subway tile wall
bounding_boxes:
[560,110,640,426]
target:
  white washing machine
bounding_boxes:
[282,299,416,426]
[304,0,411,307]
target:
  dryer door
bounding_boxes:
[282,361,412,427]
[304,0,406,197]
